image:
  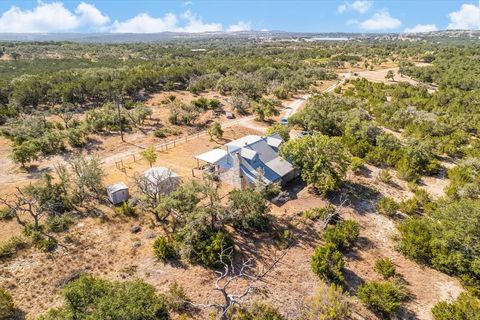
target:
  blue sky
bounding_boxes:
[0,1,478,33]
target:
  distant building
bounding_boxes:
[195,134,298,189]
[106,182,129,205]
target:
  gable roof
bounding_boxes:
[225,135,263,148]
[265,157,295,177]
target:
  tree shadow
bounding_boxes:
[343,268,365,294]
[329,181,381,215]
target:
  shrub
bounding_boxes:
[266,124,290,142]
[374,258,396,279]
[397,217,432,263]
[398,197,421,215]
[301,283,352,320]
[311,243,345,284]
[0,236,27,260]
[378,169,392,184]
[153,236,176,263]
[431,292,480,320]
[231,302,285,320]
[349,156,364,173]
[303,205,339,223]
[166,282,189,312]
[46,214,75,233]
[115,201,136,217]
[39,275,169,320]
[323,220,360,252]
[191,230,234,268]
[376,196,398,217]
[0,288,14,319]
[357,280,408,316]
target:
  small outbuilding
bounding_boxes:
[107,182,129,205]
[143,167,181,194]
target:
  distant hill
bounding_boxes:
[0,30,477,43]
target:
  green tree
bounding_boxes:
[266,123,290,141]
[11,141,39,167]
[311,243,345,284]
[141,145,158,168]
[208,121,224,141]
[252,98,280,122]
[153,236,176,263]
[228,188,270,231]
[280,135,350,195]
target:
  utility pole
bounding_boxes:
[116,98,124,142]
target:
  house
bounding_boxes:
[106,182,129,205]
[195,134,297,189]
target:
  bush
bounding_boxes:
[349,156,364,173]
[397,217,432,263]
[266,124,290,142]
[166,282,189,312]
[0,236,27,260]
[374,258,396,279]
[0,288,14,319]
[431,292,480,320]
[46,214,75,233]
[301,283,352,320]
[357,280,408,316]
[323,220,360,252]
[39,275,169,320]
[153,236,176,263]
[398,197,421,215]
[378,169,392,184]
[311,243,345,284]
[191,230,234,268]
[231,302,285,320]
[302,205,338,223]
[376,196,398,217]
[115,201,136,217]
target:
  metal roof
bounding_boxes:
[106,182,128,194]
[265,157,295,177]
[195,148,228,164]
[225,135,263,148]
[267,136,283,148]
[144,167,178,183]
[240,148,257,160]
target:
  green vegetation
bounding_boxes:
[398,199,480,293]
[300,283,352,320]
[311,243,345,284]
[280,134,350,195]
[374,258,396,279]
[38,275,169,320]
[141,145,158,168]
[431,293,480,320]
[153,236,176,263]
[0,289,14,320]
[357,280,408,316]
[376,196,398,217]
[322,220,360,252]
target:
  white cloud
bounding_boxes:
[447,4,480,30]
[338,1,373,14]
[227,21,251,32]
[75,2,110,29]
[177,10,222,32]
[183,1,193,6]
[112,13,178,33]
[359,10,401,30]
[0,1,109,33]
[404,24,438,33]
[112,10,222,33]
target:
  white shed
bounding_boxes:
[107,182,129,205]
